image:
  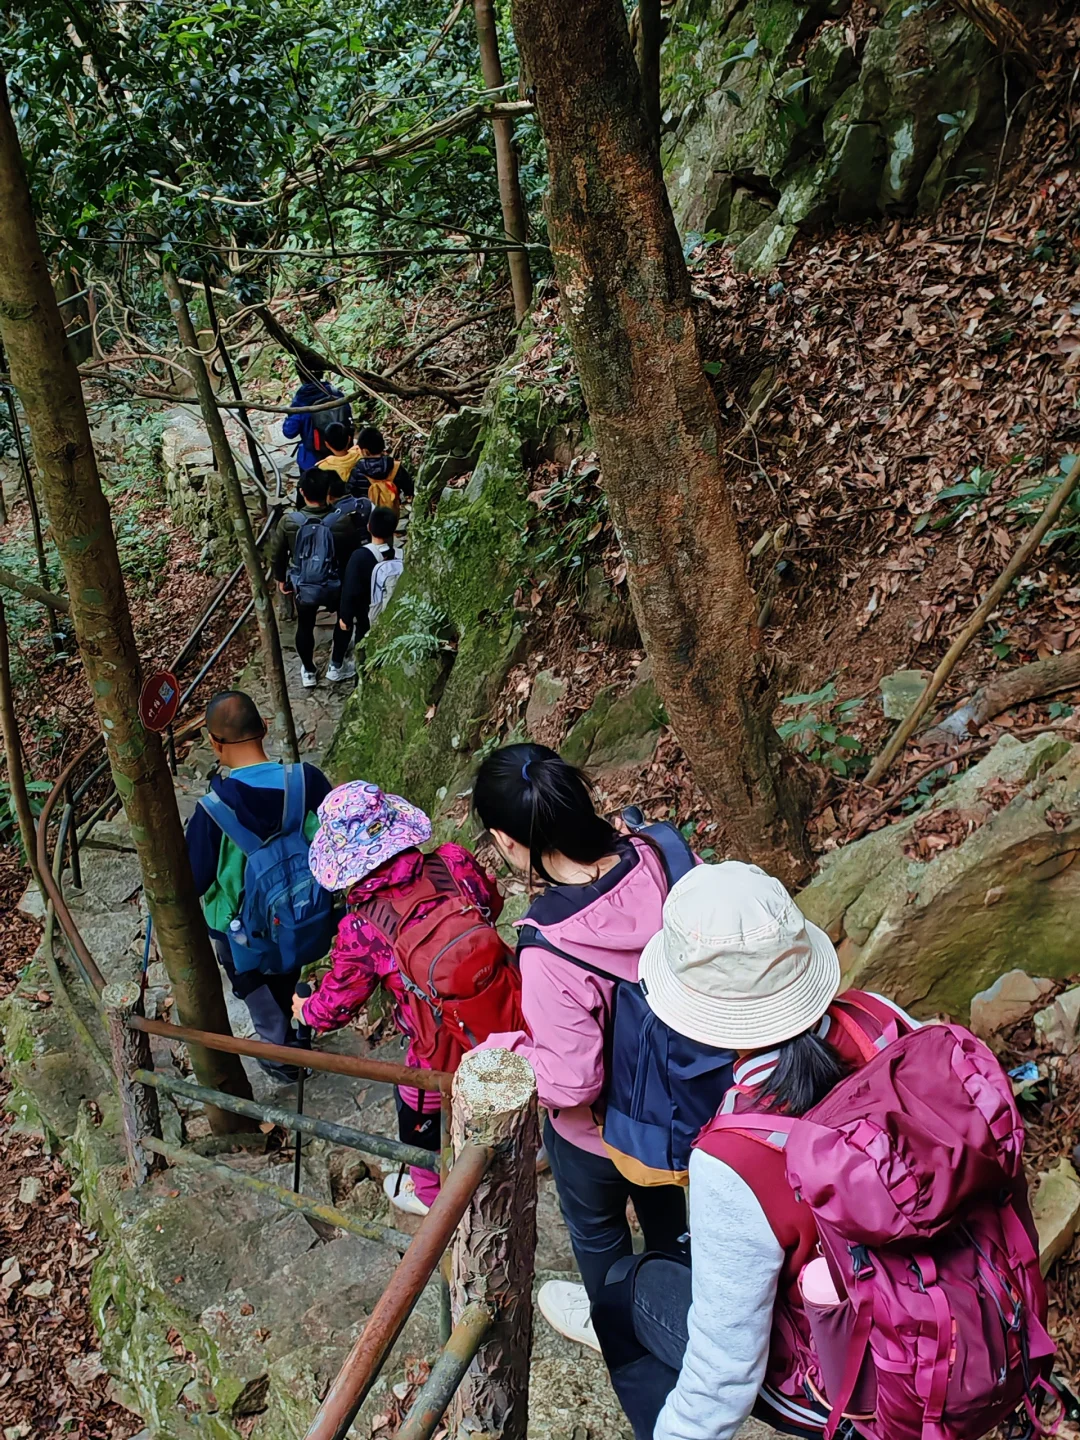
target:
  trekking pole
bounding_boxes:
[139,916,153,998]
[293,981,312,1194]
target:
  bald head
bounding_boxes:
[206,691,266,745]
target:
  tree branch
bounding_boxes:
[0,564,70,614]
[383,302,514,378]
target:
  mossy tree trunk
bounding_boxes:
[510,0,809,880]
[162,272,299,761]
[473,0,533,321]
[0,73,251,1129]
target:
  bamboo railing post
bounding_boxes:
[448,1048,539,1440]
[103,981,165,1186]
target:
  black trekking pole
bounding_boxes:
[293,981,312,1194]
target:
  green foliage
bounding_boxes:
[1006,455,1080,551]
[776,682,868,777]
[530,461,609,593]
[916,464,996,532]
[364,594,453,671]
[0,778,51,861]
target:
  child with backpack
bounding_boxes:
[329,506,402,676]
[295,781,522,1217]
[594,860,1055,1440]
[472,744,735,1354]
[348,426,415,514]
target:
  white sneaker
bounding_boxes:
[383,1171,430,1217]
[300,667,318,689]
[536,1279,600,1352]
[325,659,356,683]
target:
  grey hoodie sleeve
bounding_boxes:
[654,1148,783,1440]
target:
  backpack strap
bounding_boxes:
[199,791,263,858]
[828,992,903,1061]
[699,1112,795,1152]
[516,924,616,980]
[387,458,400,486]
[621,813,695,892]
[280,762,306,837]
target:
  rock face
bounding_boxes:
[799,733,1080,1018]
[1034,986,1080,1056]
[1032,1159,1080,1275]
[662,0,1020,272]
[969,970,1055,1042]
[562,663,667,773]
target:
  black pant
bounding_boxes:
[394,1088,441,1154]
[294,602,319,672]
[213,936,304,1051]
[331,616,353,667]
[543,1116,687,1306]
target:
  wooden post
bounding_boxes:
[448,1048,538,1440]
[103,980,165,1186]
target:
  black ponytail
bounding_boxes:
[758,1029,848,1116]
[473,743,620,884]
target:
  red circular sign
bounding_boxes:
[139,671,180,732]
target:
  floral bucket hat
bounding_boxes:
[308,780,432,891]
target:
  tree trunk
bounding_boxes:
[201,276,268,506]
[0,74,252,1130]
[634,0,664,146]
[510,0,808,880]
[0,595,42,894]
[473,0,533,322]
[162,272,299,762]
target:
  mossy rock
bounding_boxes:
[563,669,668,773]
[663,0,1013,270]
[800,733,1080,1018]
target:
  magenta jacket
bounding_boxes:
[479,838,670,1156]
[300,844,502,1086]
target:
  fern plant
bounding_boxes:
[364,596,454,673]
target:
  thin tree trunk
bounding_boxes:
[0,565,68,613]
[473,0,533,322]
[201,276,268,506]
[633,0,664,146]
[3,379,62,649]
[0,595,42,895]
[162,272,299,761]
[0,74,252,1130]
[510,0,808,880]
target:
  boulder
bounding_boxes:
[526,670,568,739]
[562,663,667,774]
[1032,1159,1080,1275]
[799,733,1080,1019]
[969,971,1054,1041]
[1034,985,1080,1056]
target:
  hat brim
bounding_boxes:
[639,918,842,1050]
[308,795,432,891]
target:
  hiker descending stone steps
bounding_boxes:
[184,691,333,1083]
[330,505,401,679]
[296,780,523,1217]
[271,468,367,688]
[347,425,414,514]
[281,358,352,478]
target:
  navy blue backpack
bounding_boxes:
[200,763,334,975]
[518,810,735,1186]
[287,510,341,610]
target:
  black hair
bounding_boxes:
[473,743,620,885]
[299,467,332,506]
[369,505,397,540]
[758,1029,848,1116]
[357,425,385,453]
[206,690,266,744]
[326,472,347,500]
[323,420,352,451]
[298,357,326,381]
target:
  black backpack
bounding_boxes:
[309,386,351,454]
[287,511,341,609]
[518,809,735,1186]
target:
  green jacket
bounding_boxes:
[271,503,366,583]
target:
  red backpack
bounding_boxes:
[353,853,523,1072]
[696,995,1056,1440]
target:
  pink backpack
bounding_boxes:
[703,1022,1056,1440]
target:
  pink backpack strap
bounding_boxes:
[698,1112,794,1151]
[829,990,905,1061]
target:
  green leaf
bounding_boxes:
[780,681,837,708]
[703,360,723,375]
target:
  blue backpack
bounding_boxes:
[518,811,735,1187]
[287,511,341,609]
[199,763,334,975]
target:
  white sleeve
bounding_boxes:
[654,1149,784,1440]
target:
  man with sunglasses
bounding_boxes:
[184,691,333,1082]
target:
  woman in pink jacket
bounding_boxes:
[296,781,503,1218]
[474,743,687,1353]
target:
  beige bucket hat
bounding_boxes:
[639,861,841,1050]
